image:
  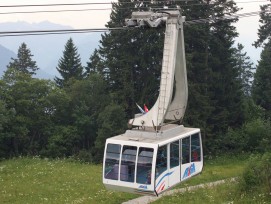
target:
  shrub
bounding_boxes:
[75,149,93,163]
[240,152,271,194]
[223,119,271,153]
[243,119,271,152]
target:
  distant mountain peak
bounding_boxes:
[0,44,16,75]
[0,21,73,31]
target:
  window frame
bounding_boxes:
[155,145,168,179]
[104,143,121,180]
[136,147,154,184]
[170,140,180,169]
[120,145,137,182]
[181,136,191,165]
[191,133,201,162]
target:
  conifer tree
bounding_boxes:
[206,0,245,134]
[253,3,271,48]
[55,38,83,87]
[182,0,214,143]
[252,40,271,119]
[253,2,271,119]
[99,0,164,117]
[7,42,38,75]
[182,0,244,149]
[233,43,255,96]
[85,49,104,77]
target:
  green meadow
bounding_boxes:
[154,181,271,204]
[0,155,269,203]
[0,157,137,204]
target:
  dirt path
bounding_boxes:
[122,178,237,204]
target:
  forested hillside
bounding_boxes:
[0,0,270,162]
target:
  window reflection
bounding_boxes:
[104,144,121,180]
[170,141,179,168]
[191,133,201,162]
[136,147,154,184]
[156,145,167,179]
[182,137,190,164]
[120,145,137,182]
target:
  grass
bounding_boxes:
[155,181,271,204]
[0,154,261,204]
[174,154,248,188]
[0,157,138,204]
[154,154,271,204]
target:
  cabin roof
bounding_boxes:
[107,125,200,146]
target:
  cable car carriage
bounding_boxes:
[103,10,203,195]
[103,125,203,195]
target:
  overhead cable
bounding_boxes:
[0,8,112,15]
[0,6,183,15]
[1,1,269,15]
[1,0,268,8]
[0,27,131,37]
[0,1,199,8]
[0,11,264,37]
[185,11,261,24]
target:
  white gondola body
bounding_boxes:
[103,125,203,195]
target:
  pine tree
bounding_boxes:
[99,0,164,117]
[253,3,271,48]
[182,0,214,145]
[252,40,271,119]
[206,0,245,135]
[252,2,271,119]
[178,0,243,149]
[85,49,104,77]
[233,43,255,96]
[55,38,83,87]
[7,42,39,75]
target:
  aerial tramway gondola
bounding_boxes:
[103,9,203,196]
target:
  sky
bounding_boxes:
[0,0,269,64]
[0,0,115,28]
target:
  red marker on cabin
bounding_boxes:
[144,104,149,112]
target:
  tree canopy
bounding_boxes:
[0,0,269,161]
[252,41,271,119]
[7,42,39,75]
[55,38,84,87]
[253,3,271,48]
[252,1,271,120]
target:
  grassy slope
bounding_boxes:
[0,154,263,204]
[155,181,271,203]
[155,154,271,203]
[0,157,137,204]
[174,154,248,188]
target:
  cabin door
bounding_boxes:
[155,145,169,194]
[168,140,181,187]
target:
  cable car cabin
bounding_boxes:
[103,125,203,196]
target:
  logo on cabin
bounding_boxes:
[139,185,148,190]
[182,163,196,179]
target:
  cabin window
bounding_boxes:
[182,137,190,164]
[136,147,154,184]
[191,133,201,162]
[156,145,167,178]
[120,145,137,182]
[170,141,179,168]
[104,143,121,180]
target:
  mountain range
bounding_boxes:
[0,21,101,79]
[0,44,16,75]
